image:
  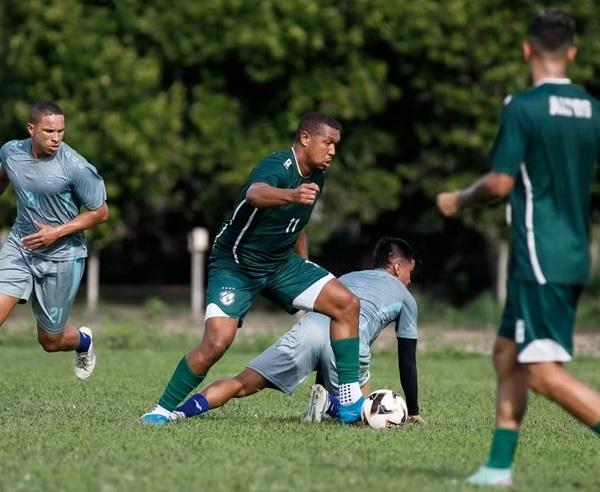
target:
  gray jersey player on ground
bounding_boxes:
[0,101,109,380]
[167,237,424,425]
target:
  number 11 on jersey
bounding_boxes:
[286,218,300,233]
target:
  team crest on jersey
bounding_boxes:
[283,158,292,169]
[219,289,236,306]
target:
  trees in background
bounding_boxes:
[1,0,598,300]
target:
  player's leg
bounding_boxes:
[467,336,526,487]
[312,279,363,423]
[31,258,95,379]
[141,263,259,425]
[172,368,272,420]
[0,295,21,326]
[175,315,325,421]
[264,255,362,423]
[467,283,524,487]
[519,281,600,433]
[526,362,600,432]
[141,316,239,425]
[304,336,371,423]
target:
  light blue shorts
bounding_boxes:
[247,312,370,395]
[0,238,85,334]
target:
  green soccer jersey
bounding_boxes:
[212,148,325,274]
[489,78,600,284]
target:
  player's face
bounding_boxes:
[394,258,416,286]
[302,125,341,171]
[27,114,65,158]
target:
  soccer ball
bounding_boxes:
[361,389,408,429]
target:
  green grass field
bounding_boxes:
[0,338,598,492]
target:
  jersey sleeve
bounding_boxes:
[395,292,418,339]
[66,156,107,210]
[248,156,290,188]
[0,142,11,171]
[488,96,528,176]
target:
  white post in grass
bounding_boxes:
[188,227,209,320]
[87,249,100,314]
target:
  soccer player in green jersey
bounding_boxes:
[142,112,365,425]
[437,10,600,487]
[0,101,109,380]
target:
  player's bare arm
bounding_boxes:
[246,182,319,208]
[21,202,109,250]
[293,231,308,259]
[437,172,514,217]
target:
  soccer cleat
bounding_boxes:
[74,327,96,380]
[339,395,365,424]
[169,410,187,422]
[302,384,329,422]
[466,465,514,487]
[140,405,174,426]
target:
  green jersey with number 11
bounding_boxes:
[212,148,325,274]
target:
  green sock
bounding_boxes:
[331,337,359,384]
[157,357,205,411]
[486,428,519,469]
[593,422,600,436]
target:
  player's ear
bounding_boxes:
[566,45,577,63]
[26,122,34,137]
[522,41,532,62]
[300,130,311,147]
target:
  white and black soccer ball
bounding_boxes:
[361,389,408,429]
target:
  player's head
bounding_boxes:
[295,112,341,171]
[27,101,65,158]
[524,9,576,62]
[373,237,417,286]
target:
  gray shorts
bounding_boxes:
[247,312,370,395]
[0,238,85,334]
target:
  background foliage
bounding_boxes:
[0,0,599,301]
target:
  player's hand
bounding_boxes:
[407,414,426,425]
[21,221,63,250]
[292,183,320,205]
[436,191,461,217]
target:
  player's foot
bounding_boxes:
[140,405,173,426]
[303,384,329,422]
[466,465,513,487]
[339,395,365,424]
[74,327,96,380]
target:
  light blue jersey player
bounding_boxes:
[0,101,108,381]
[167,237,424,424]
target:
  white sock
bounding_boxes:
[152,404,171,417]
[339,382,362,405]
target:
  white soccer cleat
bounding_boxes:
[169,410,186,422]
[74,326,96,380]
[466,465,514,487]
[302,384,329,422]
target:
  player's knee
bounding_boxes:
[526,366,555,397]
[203,336,233,359]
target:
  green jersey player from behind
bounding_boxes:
[0,101,109,380]
[142,112,365,425]
[437,9,600,488]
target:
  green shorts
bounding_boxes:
[0,237,85,334]
[205,252,333,323]
[498,278,582,363]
